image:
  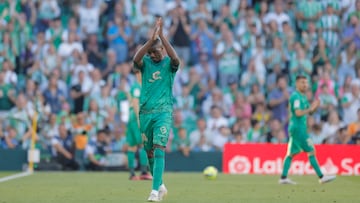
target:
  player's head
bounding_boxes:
[148,38,163,62]
[295,75,308,93]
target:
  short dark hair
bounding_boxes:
[296,75,307,81]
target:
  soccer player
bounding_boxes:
[126,78,152,181]
[279,75,336,184]
[133,17,180,202]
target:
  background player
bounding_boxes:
[125,73,152,181]
[279,75,336,185]
[133,18,180,202]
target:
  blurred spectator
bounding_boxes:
[41,113,59,150]
[337,42,357,86]
[309,123,326,144]
[0,71,16,118]
[193,53,216,87]
[347,108,360,137]
[107,16,132,64]
[342,15,360,50]
[312,37,330,70]
[319,4,340,55]
[263,0,290,31]
[1,126,19,149]
[240,59,265,95]
[212,126,231,151]
[72,112,92,150]
[296,0,322,32]
[173,127,190,156]
[215,24,242,89]
[318,84,338,121]
[266,118,287,143]
[322,111,343,139]
[190,19,215,62]
[175,84,195,119]
[74,0,107,39]
[43,76,66,114]
[58,32,83,58]
[341,79,360,124]
[85,129,110,170]
[169,4,191,65]
[202,88,232,118]
[290,48,313,85]
[206,105,229,134]
[231,130,245,144]
[85,34,103,69]
[70,71,92,114]
[189,118,213,150]
[51,124,79,170]
[268,75,291,123]
[132,2,155,43]
[230,92,252,121]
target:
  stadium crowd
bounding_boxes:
[0,0,360,169]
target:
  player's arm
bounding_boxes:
[158,18,180,70]
[294,99,320,116]
[133,25,159,69]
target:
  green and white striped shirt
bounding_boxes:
[297,0,322,31]
[320,14,340,48]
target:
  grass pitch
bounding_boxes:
[0,172,358,203]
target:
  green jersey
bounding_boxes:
[135,55,178,113]
[289,91,309,132]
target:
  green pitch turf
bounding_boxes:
[0,172,358,203]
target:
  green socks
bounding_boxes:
[281,154,324,179]
[152,148,165,191]
[127,151,135,176]
[148,157,154,176]
[281,155,292,179]
[139,148,149,174]
[309,154,323,178]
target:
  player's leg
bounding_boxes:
[138,146,152,179]
[148,112,171,201]
[127,146,139,180]
[302,138,336,184]
[140,114,155,177]
[279,136,301,184]
[126,122,139,180]
[129,113,152,180]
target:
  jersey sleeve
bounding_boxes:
[290,94,301,111]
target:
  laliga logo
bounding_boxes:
[228,156,251,174]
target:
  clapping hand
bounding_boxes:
[310,99,320,113]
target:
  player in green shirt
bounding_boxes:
[279,75,336,185]
[126,79,152,181]
[133,18,179,202]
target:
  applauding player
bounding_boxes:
[133,18,180,202]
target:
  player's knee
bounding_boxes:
[153,144,165,151]
[307,152,315,157]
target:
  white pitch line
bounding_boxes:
[0,171,33,183]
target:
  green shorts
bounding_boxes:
[287,128,315,156]
[126,109,142,147]
[139,112,172,150]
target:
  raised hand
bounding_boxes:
[157,17,163,37]
[151,20,160,41]
[310,99,320,112]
